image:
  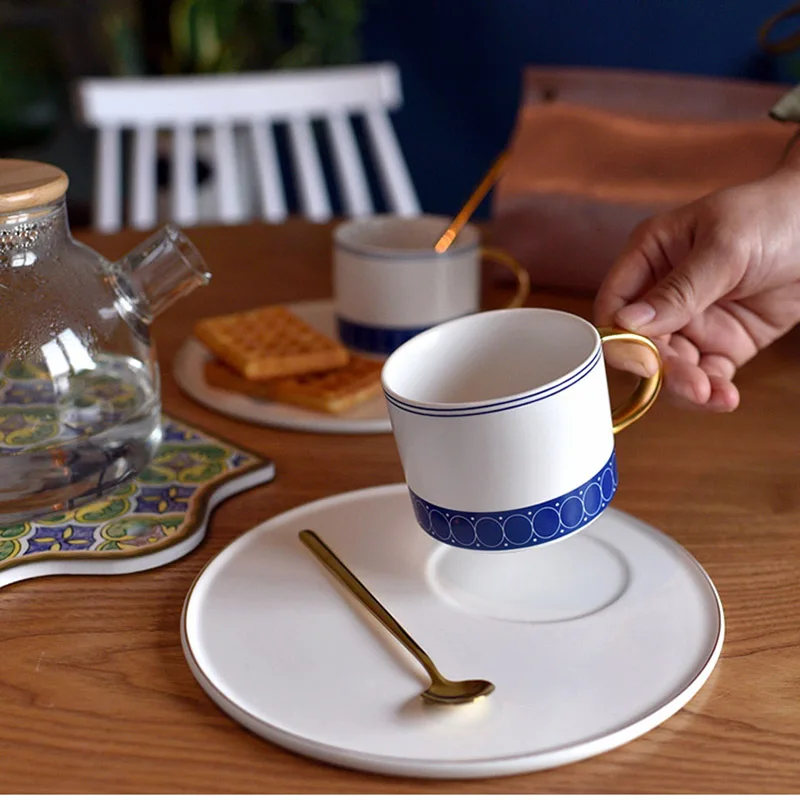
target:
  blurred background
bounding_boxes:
[0,0,795,226]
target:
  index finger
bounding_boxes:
[593,213,691,326]
[594,247,657,326]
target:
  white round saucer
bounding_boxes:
[181,484,723,779]
[173,299,391,435]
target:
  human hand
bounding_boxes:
[594,166,800,411]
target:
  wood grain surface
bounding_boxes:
[0,159,68,212]
[2,220,799,793]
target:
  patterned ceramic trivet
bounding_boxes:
[0,415,275,588]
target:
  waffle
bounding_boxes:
[194,305,349,380]
[204,353,384,414]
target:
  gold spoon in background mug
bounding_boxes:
[299,529,495,705]
[435,151,509,253]
[434,151,530,310]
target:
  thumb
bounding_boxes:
[613,244,736,336]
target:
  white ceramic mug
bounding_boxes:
[381,308,663,551]
[333,214,529,357]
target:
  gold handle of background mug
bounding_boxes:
[597,328,663,434]
[480,246,531,309]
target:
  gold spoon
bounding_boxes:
[299,529,495,705]
[434,150,508,253]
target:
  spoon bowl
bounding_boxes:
[422,678,495,705]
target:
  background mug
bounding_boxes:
[333,214,529,357]
[381,307,663,551]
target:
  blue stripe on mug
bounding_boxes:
[384,347,602,418]
[337,316,431,355]
[409,450,618,550]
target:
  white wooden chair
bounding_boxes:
[75,62,421,232]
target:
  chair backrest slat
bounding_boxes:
[211,121,245,223]
[364,107,420,217]
[248,118,288,222]
[172,124,198,225]
[95,126,122,233]
[288,116,331,222]
[129,126,158,229]
[326,111,373,217]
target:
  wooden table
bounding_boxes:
[4,221,800,792]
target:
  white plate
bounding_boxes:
[173,299,391,434]
[181,484,724,779]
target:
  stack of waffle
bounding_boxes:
[195,305,383,415]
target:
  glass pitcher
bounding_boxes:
[0,159,210,523]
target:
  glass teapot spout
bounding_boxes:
[112,224,210,323]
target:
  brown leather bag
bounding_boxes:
[489,67,794,292]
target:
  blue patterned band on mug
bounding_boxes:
[337,316,431,355]
[409,450,618,550]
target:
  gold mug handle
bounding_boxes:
[597,328,664,434]
[480,246,531,309]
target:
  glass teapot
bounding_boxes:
[0,159,210,524]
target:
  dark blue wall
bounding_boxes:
[362,0,793,217]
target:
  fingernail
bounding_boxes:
[616,302,656,331]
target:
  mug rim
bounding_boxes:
[334,213,479,258]
[381,308,602,413]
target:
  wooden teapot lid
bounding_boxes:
[0,159,68,212]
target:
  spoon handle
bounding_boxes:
[299,529,442,681]
[433,150,508,253]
